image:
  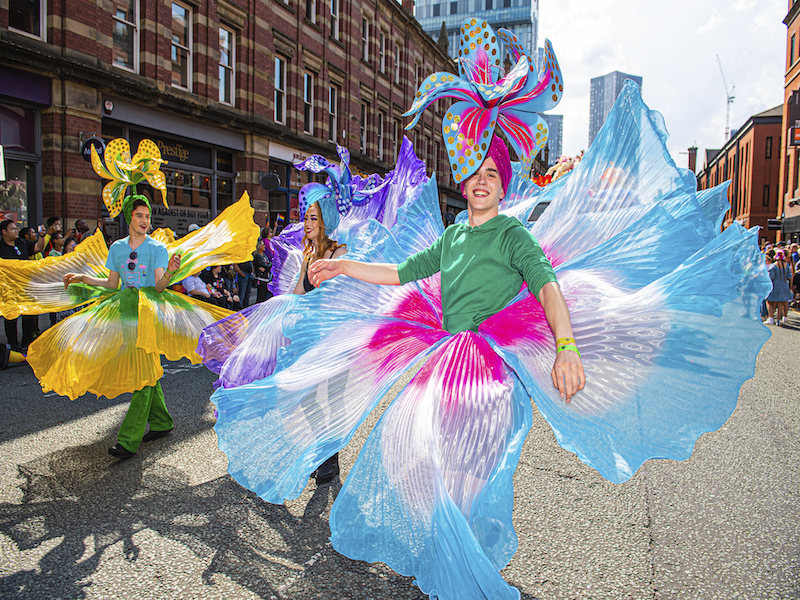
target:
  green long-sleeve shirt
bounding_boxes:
[397,214,557,334]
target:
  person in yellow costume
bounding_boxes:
[0,138,259,459]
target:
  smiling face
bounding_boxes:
[130,204,151,236]
[304,203,322,244]
[462,157,505,213]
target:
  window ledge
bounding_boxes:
[303,18,322,32]
[276,1,296,15]
[328,36,344,48]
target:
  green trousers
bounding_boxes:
[116,381,174,453]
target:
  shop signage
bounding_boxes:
[130,132,212,169]
[269,141,309,164]
[792,127,800,146]
[150,204,212,235]
[81,137,105,163]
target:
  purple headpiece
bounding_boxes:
[403,20,562,188]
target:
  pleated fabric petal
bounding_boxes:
[26,289,162,399]
[330,332,530,600]
[212,305,448,503]
[196,294,298,388]
[160,192,261,283]
[136,289,233,362]
[0,230,111,318]
[26,288,233,400]
[482,223,771,484]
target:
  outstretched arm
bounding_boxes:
[308,258,400,287]
[538,281,585,403]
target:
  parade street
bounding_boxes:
[1,317,798,600]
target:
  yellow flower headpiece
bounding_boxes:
[90,138,168,221]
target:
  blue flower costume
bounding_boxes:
[199,22,771,600]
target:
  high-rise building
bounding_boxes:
[588,71,642,147]
[414,0,538,62]
[541,114,563,165]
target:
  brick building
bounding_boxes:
[0,0,460,237]
[779,0,800,243]
[696,106,782,246]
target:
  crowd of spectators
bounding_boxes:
[762,240,800,326]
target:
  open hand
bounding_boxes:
[551,350,585,403]
[308,259,343,287]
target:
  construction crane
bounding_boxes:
[716,54,736,141]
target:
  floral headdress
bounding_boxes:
[90,138,168,224]
[296,145,386,234]
[403,20,562,186]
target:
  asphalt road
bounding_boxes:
[0,314,798,599]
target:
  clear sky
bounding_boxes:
[537,0,786,171]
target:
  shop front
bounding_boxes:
[101,97,243,237]
[99,125,238,237]
[0,65,49,228]
[267,141,326,228]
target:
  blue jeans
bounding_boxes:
[238,274,253,308]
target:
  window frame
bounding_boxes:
[765,136,772,159]
[378,111,385,161]
[362,17,370,62]
[330,0,340,40]
[328,85,338,142]
[171,0,192,91]
[274,55,287,124]
[379,31,386,73]
[8,0,46,41]
[306,0,315,23]
[360,103,368,153]
[394,42,401,84]
[112,0,138,72]
[219,25,235,105]
[303,71,315,134]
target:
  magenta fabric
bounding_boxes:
[460,136,513,197]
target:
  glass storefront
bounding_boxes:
[267,158,325,228]
[101,122,236,236]
[0,102,40,227]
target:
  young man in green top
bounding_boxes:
[309,138,585,401]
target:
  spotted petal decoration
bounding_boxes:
[403,19,562,185]
[90,138,169,219]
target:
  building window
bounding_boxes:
[414,61,421,89]
[485,0,492,9]
[393,119,401,159]
[765,136,772,159]
[274,56,286,124]
[219,26,235,104]
[433,4,440,17]
[328,85,338,142]
[503,0,511,7]
[436,140,441,178]
[362,18,370,62]
[171,1,191,90]
[360,103,368,153]
[379,32,386,73]
[306,0,315,23]
[303,72,314,134]
[450,1,457,14]
[330,0,339,40]
[378,111,385,160]
[394,43,401,84]
[112,0,137,71]
[792,35,797,66]
[763,184,770,207]
[8,0,45,40]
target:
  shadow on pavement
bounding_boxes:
[0,439,430,599]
